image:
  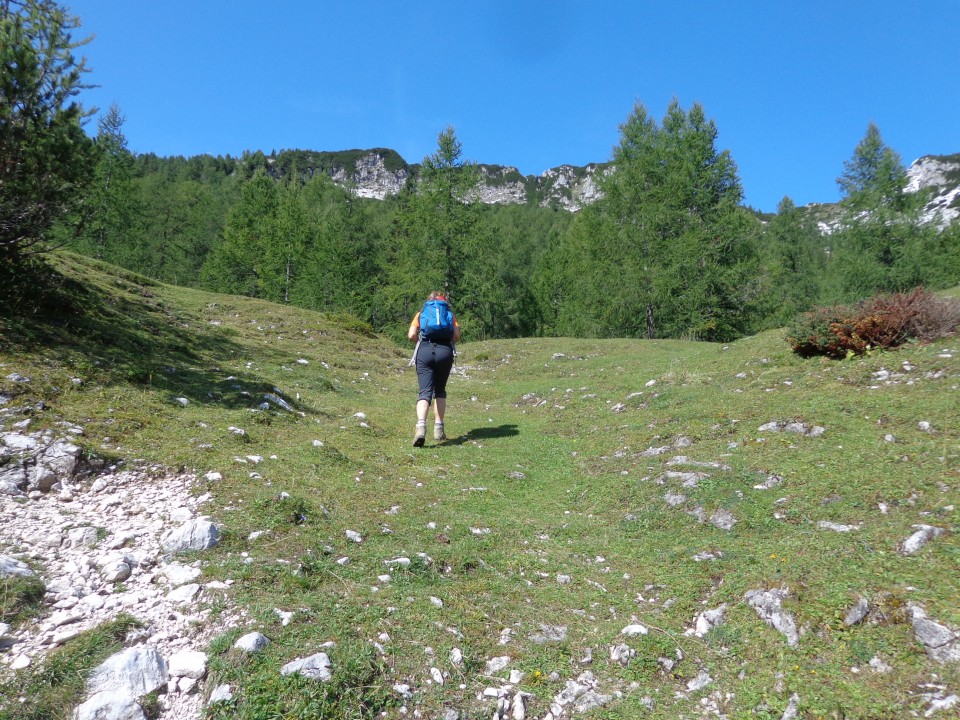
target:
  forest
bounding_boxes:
[62,107,960,344]
[4,0,960,343]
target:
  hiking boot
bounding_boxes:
[413,423,426,448]
[434,422,447,441]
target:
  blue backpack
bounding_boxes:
[419,299,454,342]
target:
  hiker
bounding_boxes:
[408,292,460,447]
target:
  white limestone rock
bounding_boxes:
[901,525,945,555]
[161,518,221,553]
[909,605,960,663]
[86,646,169,698]
[0,554,35,577]
[71,690,146,720]
[281,652,332,681]
[234,632,271,653]
[693,605,727,637]
[168,649,207,679]
[745,587,800,646]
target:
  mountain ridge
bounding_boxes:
[262,147,960,223]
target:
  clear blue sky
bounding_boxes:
[66,0,959,213]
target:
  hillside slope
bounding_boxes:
[1,255,958,720]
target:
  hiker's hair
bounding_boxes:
[427,291,445,301]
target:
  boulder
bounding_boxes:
[0,555,34,578]
[71,690,145,720]
[0,463,27,495]
[86,646,169,698]
[161,518,220,553]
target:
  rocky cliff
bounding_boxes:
[281,148,959,222]
[905,154,960,229]
[274,149,609,211]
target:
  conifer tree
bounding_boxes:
[75,103,139,261]
[1,0,96,264]
[832,124,936,297]
[382,126,484,333]
[558,100,758,341]
[200,170,278,297]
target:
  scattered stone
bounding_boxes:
[844,598,870,627]
[869,656,892,674]
[924,694,958,717]
[621,623,648,637]
[664,492,686,507]
[692,605,727,637]
[753,474,783,490]
[530,624,567,644]
[640,446,670,457]
[166,583,201,604]
[745,588,800,646]
[161,563,202,586]
[610,644,635,666]
[0,554,35,577]
[168,650,207,679]
[281,652,332,681]
[692,550,723,562]
[708,509,737,530]
[208,684,233,704]
[901,525,945,554]
[818,521,860,532]
[686,668,712,692]
[909,605,960,663]
[263,393,293,411]
[780,693,801,720]
[486,656,511,674]
[234,632,271,653]
[161,518,221,553]
[758,421,824,437]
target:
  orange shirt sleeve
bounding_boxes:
[408,312,420,341]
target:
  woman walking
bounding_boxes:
[408,292,461,447]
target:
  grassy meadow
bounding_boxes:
[1,253,958,719]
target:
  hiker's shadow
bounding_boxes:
[446,424,519,445]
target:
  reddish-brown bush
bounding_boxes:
[788,287,960,358]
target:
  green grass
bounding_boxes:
[1,253,957,719]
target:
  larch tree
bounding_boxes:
[0,0,96,265]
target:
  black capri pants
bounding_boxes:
[415,341,454,403]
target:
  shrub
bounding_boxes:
[788,287,960,358]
